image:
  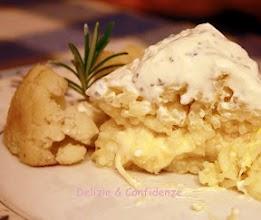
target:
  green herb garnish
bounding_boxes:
[53,22,128,97]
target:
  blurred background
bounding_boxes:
[0,0,260,70]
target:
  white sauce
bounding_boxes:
[87,23,261,110]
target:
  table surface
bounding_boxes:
[0,0,261,71]
[0,1,260,219]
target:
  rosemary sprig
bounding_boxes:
[53,22,128,97]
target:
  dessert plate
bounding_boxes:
[0,61,261,220]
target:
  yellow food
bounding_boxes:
[4,65,99,166]
[55,143,87,165]
[3,24,261,202]
[92,93,261,199]
[88,24,261,200]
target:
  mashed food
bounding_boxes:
[87,24,261,200]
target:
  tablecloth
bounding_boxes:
[0,0,260,71]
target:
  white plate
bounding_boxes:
[0,63,261,220]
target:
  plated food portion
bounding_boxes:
[3,23,261,201]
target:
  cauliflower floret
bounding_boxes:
[76,101,108,127]
[4,65,98,166]
[56,143,87,165]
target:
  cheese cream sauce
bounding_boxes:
[87,23,261,110]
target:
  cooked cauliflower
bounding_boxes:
[93,119,175,174]
[55,142,87,165]
[4,65,99,166]
[198,129,261,200]
[88,24,261,200]
[91,82,261,198]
